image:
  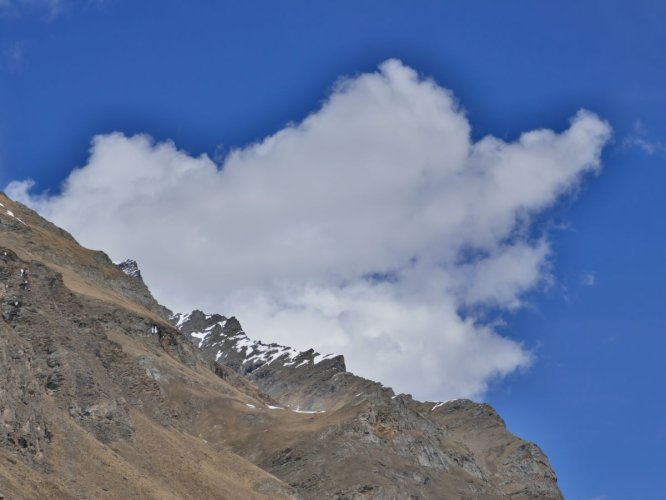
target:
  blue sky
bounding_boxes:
[2,2,666,499]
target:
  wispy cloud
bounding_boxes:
[0,0,106,19]
[622,120,666,156]
[8,60,612,402]
[0,0,65,19]
[581,273,596,287]
[2,41,25,72]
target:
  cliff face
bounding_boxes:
[0,192,562,499]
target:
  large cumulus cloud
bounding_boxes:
[8,59,612,401]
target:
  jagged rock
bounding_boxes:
[116,259,142,279]
[173,310,350,411]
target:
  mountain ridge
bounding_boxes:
[0,192,562,499]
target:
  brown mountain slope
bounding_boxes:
[175,312,562,499]
[0,192,562,499]
[0,193,295,499]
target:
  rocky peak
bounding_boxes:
[116,259,142,279]
[172,310,347,410]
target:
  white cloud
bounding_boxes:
[581,273,596,287]
[7,60,612,401]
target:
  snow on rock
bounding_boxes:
[313,353,335,364]
[293,408,326,414]
[172,312,192,329]
[431,399,460,411]
[174,310,337,374]
[0,202,27,226]
[116,259,142,279]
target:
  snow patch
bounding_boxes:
[174,313,191,329]
[431,400,457,411]
[190,330,209,348]
[175,311,342,374]
[117,259,141,278]
[1,206,27,226]
[313,353,335,364]
[293,407,326,414]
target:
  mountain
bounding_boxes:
[0,192,562,499]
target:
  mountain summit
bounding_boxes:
[0,192,562,499]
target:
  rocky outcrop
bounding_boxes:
[116,259,142,279]
[173,310,351,411]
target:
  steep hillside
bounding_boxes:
[0,194,294,499]
[0,192,562,499]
